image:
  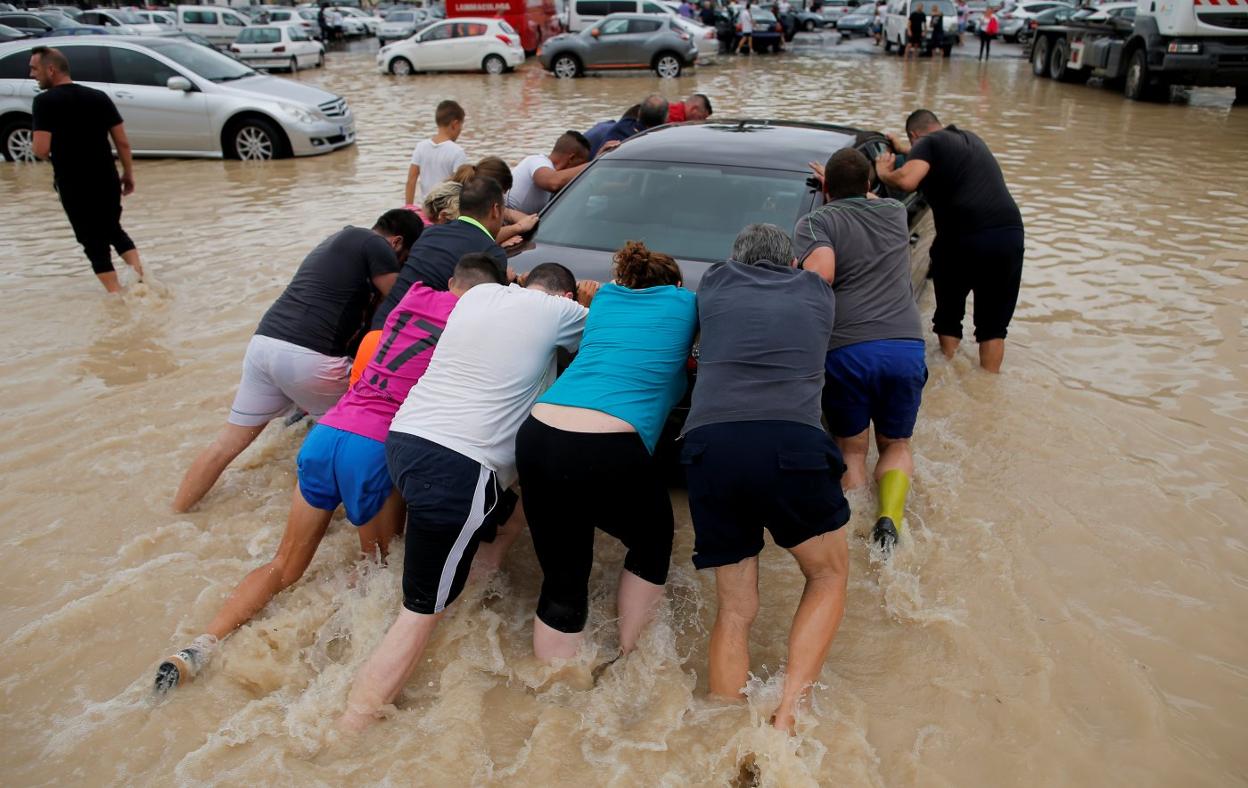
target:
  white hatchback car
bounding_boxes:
[230,23,324,71]
[377,17,524,75]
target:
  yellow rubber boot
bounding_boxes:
[872,469,911,553]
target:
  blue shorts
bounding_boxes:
[822,339,927,439]
[296,424,392,525]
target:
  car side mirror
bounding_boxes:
[166,76,192,91]
[591,27,601,37]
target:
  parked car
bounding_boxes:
[883,0,956,53]
[0,36,354,161]
[820,0,861,23]
[0,12,102,38]
[835,8,874,35]
[230,23,324,71]
[1018,2,1076,44]
[246,6,323,39]
[566,0,674,33]
[670,13,718,63]
[377,8,427,42]
[794,9,827,31]
[0,3,16,12]
[134,10,178,29]
[741,7,785,52]
[997,0,1071,42]
[41,5,83,20]
[337,6,384,35]
[159,29,219,49]
[78,9,164,36]
[175,5,250,48]
[0,22,27,42]
[539,13,698,77]
[377,17,524,74]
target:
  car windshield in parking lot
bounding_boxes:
[112,10,146,24]
[146,40,257,81]
[535,159,811,262]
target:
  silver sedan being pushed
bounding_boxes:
[538,13,699,78]
[0,36,355,161]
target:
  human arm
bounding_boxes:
[874,150,929,193]
[793,212,836,284]
[31,94,51,160]
[576,280,600,307]
[533,163,586,194]
[800,247,836,285]
[109,123,134,195]
[371,272,397,297]
[32,131,51,160]
[884,131,911,154]
[405,164,420,205]
[496,213,538,247]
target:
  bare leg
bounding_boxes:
[533,615,582,661]
[120,248,144,282]
[470,500,526,579]
[617,569,664,655]
[937,334,960,359]
[339,608,443,731]
[978,338,1004,373]
[203,484,334,640]
[772,529,849,733]
[356,489,404,561]
[833,429,870,491]
[96,271,122,293]
[708,556,760,700]
[172,422,267,512]
[874,434,914,481]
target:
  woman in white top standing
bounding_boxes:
[735,1,754,54]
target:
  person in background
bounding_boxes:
[516,242,696,664]
[930,3,945,56]
[404,100,468,207]
[171,210,424,513]
[956,0,969,44]
[153,255,507,696]
[667,93,713,123]
[585,94,668,156]
[906,2,925,57]
[735,0,754,54]
[978,5,998,59]
[876,109,1024,372]
[873,0,884,45]
[679,0,696,17]
[318,3,330,41]
[29,46,144,293]
[700,0,718,26]
[507,131,595,215]
[338,264,596,732]
[680,224,848,734]
[796,148,926,553]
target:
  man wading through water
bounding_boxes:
[29,46,145,293]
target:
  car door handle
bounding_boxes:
[115,90,135,99]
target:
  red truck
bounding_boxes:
[445,0,563,53]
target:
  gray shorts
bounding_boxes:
[228,335,351,427]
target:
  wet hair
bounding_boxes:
[906,109,941,136]
[613,240,682,289]
[525,262,577,296]
[458,176,504,220]
[373,208,424,254]
[453,253,506,287]
[31,46,69,76]
[553,130,591,158]
[823,148,872,201]
[732,223,793,266]
[639,94,669,129]
[690,93,713,117]
[449,156,513,192]
[435,99,465,128]
[422,181,462,223]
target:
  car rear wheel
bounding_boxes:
[483,54,505,74]
[390,56,413,76]
[1032,35,1050,77]
[227,117,286,161]
[654,52,682,78]
[2,117,35,163]
[552,54,580,78]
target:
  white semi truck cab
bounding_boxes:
[1031,0,1248,102]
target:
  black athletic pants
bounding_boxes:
[58,177,134,275]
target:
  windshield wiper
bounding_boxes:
[212,73,253,82]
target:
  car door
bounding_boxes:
[414,21,454,69]
[287,25,320,66]
[588,16,635,65]
[105,45,211,153]
[447,22,488,69]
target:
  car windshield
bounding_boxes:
[535,160,812,263]
[41,14,82,27]
[113,10,146,23]
[146,40,257,81]
[389,11,414,20]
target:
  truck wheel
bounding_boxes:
[1032,36,1050,77]
[1049,38,1083,82]
[1124,48,1164,101]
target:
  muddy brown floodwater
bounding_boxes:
[1,39,1246,787]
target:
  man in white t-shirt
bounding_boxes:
[505,130,598,216]
[339,262,599,731]
[405,99,468,205]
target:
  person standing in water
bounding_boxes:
[29,46,144,293]
[797,148,926,552]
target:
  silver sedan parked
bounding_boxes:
[538,13,699,78]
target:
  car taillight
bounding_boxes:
[496,33,511,44]
[273,45,286,52]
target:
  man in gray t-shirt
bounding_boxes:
[681,223,850,735]
[795,147,927,554]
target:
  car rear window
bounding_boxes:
[0,48,30,79]
[535,160,812,263]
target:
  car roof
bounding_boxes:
[608,120,862,172]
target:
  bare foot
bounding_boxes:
[337,708,378,733]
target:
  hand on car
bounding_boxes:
[875,150,897,179]
[884,132,911,154]
[807,161,825,186]
[597,140,622,156]
[576,280,600,306]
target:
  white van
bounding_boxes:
[566,0,671,33]
[176,5,250,47]
[883,0,957,53]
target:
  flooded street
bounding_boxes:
[2,36,1246,786]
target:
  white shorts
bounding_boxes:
[228,335,351,427]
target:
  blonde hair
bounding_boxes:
[423,181,462,224]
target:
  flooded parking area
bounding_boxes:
[1,35,1246,786]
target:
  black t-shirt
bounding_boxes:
[909,125,1023,237]
[372,218,508,329]
[255,226,401,357]
[31,82,122,191]
[909,9,925,36]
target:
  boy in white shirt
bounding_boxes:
[405,100,468,206]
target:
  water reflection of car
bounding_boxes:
[0,36,355,162]
[539,13,698,77]
[230,23,324,71]
[835,9,874,36]
[377,17,524,74]
[507,120,930,291]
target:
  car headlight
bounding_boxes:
[277,102,323,124]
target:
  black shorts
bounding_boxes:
[515,416,674,634]
[386,431,518,615]
[930,226,1025,342]
[681,420,849,570]
[58,179,135,275]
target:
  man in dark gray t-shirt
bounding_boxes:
[681,223,850,736]
[796,147,927,554]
